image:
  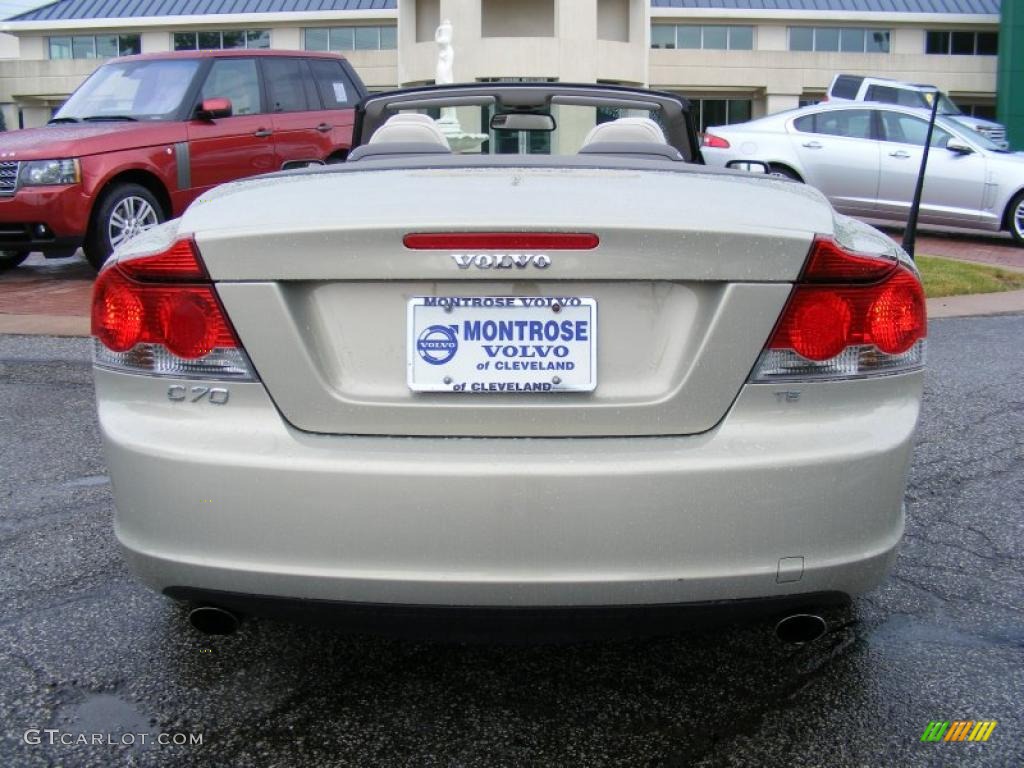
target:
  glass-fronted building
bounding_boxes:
[0,0,1003,142]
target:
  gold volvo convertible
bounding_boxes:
[91,84,926,639]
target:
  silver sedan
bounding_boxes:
[702,102,1024,245]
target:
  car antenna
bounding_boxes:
[901,89,941,260]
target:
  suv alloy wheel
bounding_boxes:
[85,183,165,270]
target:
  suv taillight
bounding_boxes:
[92,238,256,380]
[750,236,926,382]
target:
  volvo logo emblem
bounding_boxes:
[451,253,551,270]
[416,324,459,365]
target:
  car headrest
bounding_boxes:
[582,117,667,147]
[348,142,453,162]
[369,113,450,148]
[384,113,439,127]
[577,141,684,162]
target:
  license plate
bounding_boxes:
[407,297,597,393]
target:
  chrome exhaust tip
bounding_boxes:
[774,613,827,645]
[188,606,240,635]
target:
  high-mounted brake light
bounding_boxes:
[752,236,926,381]
[403,232,599,250]
[92,238,256,380]
[701,134,730,149]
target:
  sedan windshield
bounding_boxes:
[54,59,201,122]
[936,93,963,116]
[912,91,963,116]
[943,118,1008,153]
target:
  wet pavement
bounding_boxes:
[0,253,92,337]
[1,317,1022,768]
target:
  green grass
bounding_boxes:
[916,255,1024,299]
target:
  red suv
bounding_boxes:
[0,49,366,270]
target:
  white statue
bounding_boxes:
[435,19,454,86]
[431,19,486,152]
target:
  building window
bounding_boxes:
[788,27,890,53]
[597,0,630,43]
[416,0,440,43]
[49,34,141,59]
[482,0,555,38]
[304,25,397,51]
[651,25,754,50]
[926,30,998,56]
[172,29,270,51]
[689,98,752,132]
[957,102,997,120]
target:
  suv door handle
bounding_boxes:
[889,150,911,159]
[802,141,823,149]
[316,123,332,133]
[253,128,272,138]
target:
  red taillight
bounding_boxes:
[118,238,207,281]
[92,238,240,360]
[777,290,852,361]
[158,287,236,358]
[92,270,143,352]
[403,232,599,250]
[868,277,927,354]
[801,236,897,283]
[702,134,730,149]
[765,237,926,365]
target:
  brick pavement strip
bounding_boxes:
[0,276,93,317]
[914,235,1024,272]
[879,228,1024,271]
[0,313,90,336]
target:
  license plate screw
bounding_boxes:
[444,304,453,313]
[551,303,561,313]
[443,376,453,385]
[552,376,561,385]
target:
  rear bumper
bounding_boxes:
[96,368,922,608]
[165,586,850,638]
[0,185,90,253]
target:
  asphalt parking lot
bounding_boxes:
[0,313,1022,768]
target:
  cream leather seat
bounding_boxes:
[348,113,453,161]
[578,117,683,161]
[581,117,667,146]
[368,113,450,148]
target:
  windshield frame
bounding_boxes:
[53,57,209,123]
[934,93,962,116]
[354,83,703,163]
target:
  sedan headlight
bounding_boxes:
[19,158,81,186]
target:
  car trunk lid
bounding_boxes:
[184,166,833,437]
